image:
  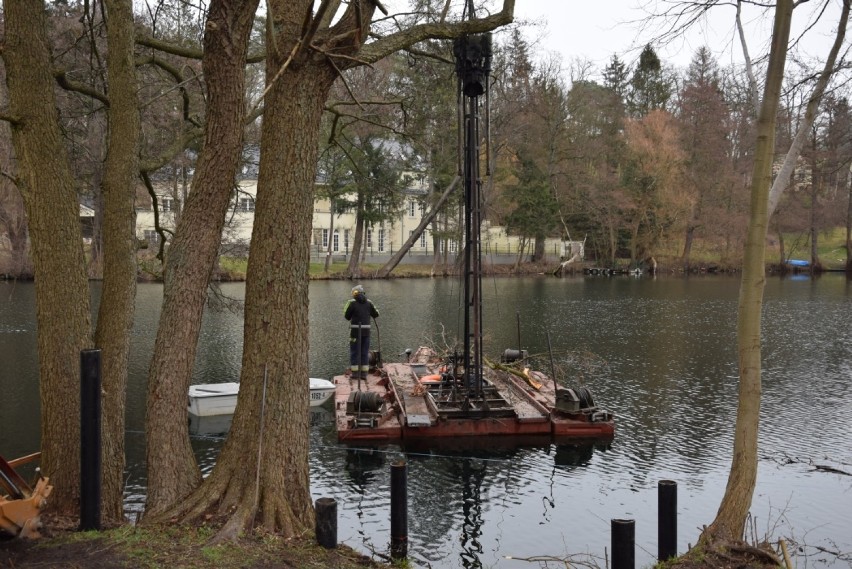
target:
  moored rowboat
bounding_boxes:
[188,377,335,416]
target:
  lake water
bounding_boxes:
[2,275,851,568]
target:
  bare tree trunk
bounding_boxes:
[532,234,545,262]
[430,222,442,276]
[607,208,617,264]
[2,0,93,514]
[144,0,260,517]
[165,66,336,540]
[89,164,104,279]
[377,176,459,278]
[809,181,821,270]
[94,0,140,523]
[682,223,696,271]
[155,0,514,536]
[702,0,793,544]
[846,164,852,274]
[513,236,526,270]
[776,223,786,269]
[346,197,364,279]
[324,203,334,272]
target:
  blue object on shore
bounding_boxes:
[786,259,809,267]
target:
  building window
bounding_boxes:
[449,240,457,253]
[322,229,329,248]
[420,231,427,248]
[408,201,416,217]
[239,197,255,212]
[344,229,350,251]
[378,228,385,252]
[161,197,174,213]
[144,230,159,245]
[333,232,339,252]
[367,229,373,249]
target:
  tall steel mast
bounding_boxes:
[453,6,492,401]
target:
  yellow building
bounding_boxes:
[135,178,566,263]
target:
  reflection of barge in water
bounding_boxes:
[334,347,614,443]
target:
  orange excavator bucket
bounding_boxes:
[0,453,53,538]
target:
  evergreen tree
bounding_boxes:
[603,54,630,109]
[677,47,731,269]
[504,152,558,267]
[628,44,673,117]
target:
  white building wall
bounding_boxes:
[136,179,563,260]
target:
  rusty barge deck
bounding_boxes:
[335,359,614,444]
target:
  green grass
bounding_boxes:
[15,524,384,568]
[781,227,849,268]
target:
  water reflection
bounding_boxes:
[3,276,852,568]
[188,414,233,437]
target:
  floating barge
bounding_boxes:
[335,30,614,446]
[334,348,614,444]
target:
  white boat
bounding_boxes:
[308,377,336,407]
[188,377,335,417]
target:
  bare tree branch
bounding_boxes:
[54,69,110,106]
[768,0,850,216]
[358,0,515,65]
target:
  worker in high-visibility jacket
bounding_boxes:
[344,284,379,379]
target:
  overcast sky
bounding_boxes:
[510,1,843,73]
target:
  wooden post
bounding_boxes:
[390,460,408,559]
[315,497,337,549]
[80,349,102,531]
[611,518,634,569]
[658,480,677,561]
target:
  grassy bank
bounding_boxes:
[0,522,386,569]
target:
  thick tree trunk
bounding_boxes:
[346,196,365,278]
[153,0,513,536]
[532,234,546,262]
[2,0,93,514]
[144,0,260,516]
[94,0,140,524]
[703,0,792,544]
[167,67,335,539]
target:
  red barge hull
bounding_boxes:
[335,358,614,444]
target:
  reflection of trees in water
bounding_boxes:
[189,414,233,437]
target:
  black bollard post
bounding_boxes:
[80,349,102,531]
[611,518,635,569]
[390,460,408,559]
[658,480,677,561]
[315,497,337,549]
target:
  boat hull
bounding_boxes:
[188,382,239,417]
[188,378,334,417]
[334,360,615,444]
